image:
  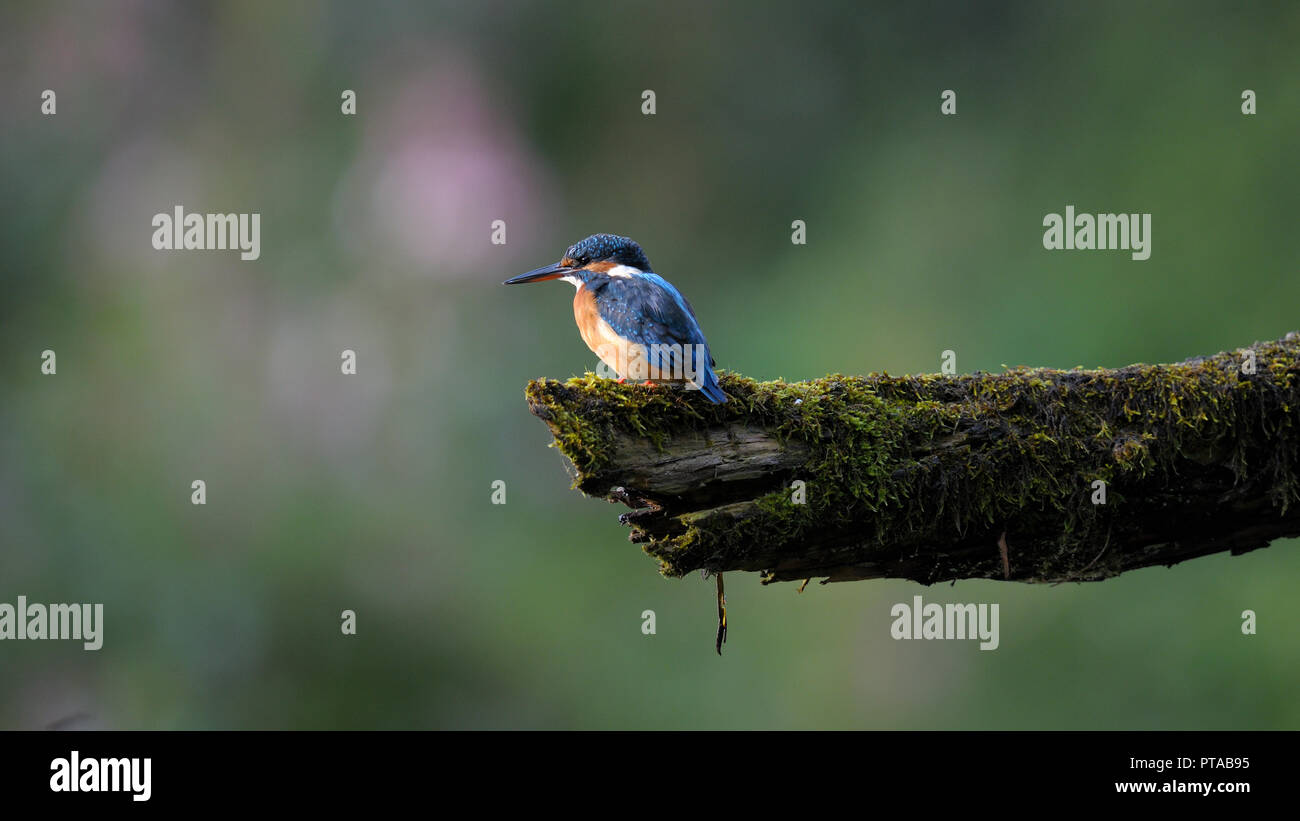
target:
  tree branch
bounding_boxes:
[525,332,1300,586]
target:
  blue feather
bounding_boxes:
[588,271,727,403]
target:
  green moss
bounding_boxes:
[526,334,1300,580]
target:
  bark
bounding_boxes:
[525,332,1300,586]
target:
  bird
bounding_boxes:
[503,233,728,404]
[506,233,730,653]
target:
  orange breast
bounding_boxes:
[574,286,630,377]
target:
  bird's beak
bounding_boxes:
[503,262,569,285]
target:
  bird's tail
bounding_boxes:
[697,368,728,404]
[682,344,727,403]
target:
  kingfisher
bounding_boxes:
[506,233,731,652]
[504,233,729,404]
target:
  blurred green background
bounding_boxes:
[1,1,1297,729]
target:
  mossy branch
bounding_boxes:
[525,332,1300,586]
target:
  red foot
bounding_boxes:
[616,377,626,384]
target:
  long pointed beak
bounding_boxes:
[503,263,569,285]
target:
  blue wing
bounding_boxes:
[591,272,727,403]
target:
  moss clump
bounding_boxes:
[526,333,1300,582]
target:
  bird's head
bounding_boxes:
[503,233,651,286]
